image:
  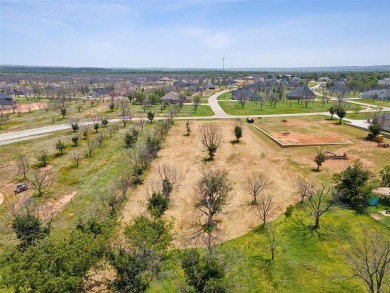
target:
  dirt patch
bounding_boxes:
[40,164,54,173]
[272,132,351,145]
[39,191,77,220]
[3,102,48,114]
[121,121,298,248]
[370,213,382,221]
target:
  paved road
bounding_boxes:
[208,90,231,118]
[1,89,389,146]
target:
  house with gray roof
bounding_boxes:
[360,89,390,100]
[286,85,315,100]
[160,91,191,104]
[0,93,16,109]
[92,88,111,98]
[205,83,217,90]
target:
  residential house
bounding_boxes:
[160,91,190,104]
[92,88,111,98]
[378,78,390,86]
[286,85,315,100]
[205,83,217,90]
[0,92,16,109]
[383,113,390,132]
[360,89,390,100]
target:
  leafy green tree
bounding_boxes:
[71,135,79,146]
[36,149,49,167]
[60,108,67,119]
[379,165,390,187]
[123,128,139,148]
[55,139,66,155]
[12,206,51,251]
[368,122,383,138]
[94,122,99,133]
[314,149,325,171]
[109,215,172,293]
[71,122,79,132]
[147,111,155,123]
[147,192,169,218]
[2,230,102,292]
[234,125,242,142]
[101,118,109,127]
[336,105,347,124]
[333,160,371,210]
[329,106,336,120]
[181,249,228,293]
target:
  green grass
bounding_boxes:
[219,100,361,115]
[308,82,319,88]
[0,121,158,255]
[355,99,390,108]
[148,204,390,292]
[0,101,214,132]
[217,92,232,100]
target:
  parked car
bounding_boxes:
[246,117,254,123]
[14,183,28,194]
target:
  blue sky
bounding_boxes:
[1,0,389,68]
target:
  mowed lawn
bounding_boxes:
[219,100,357,115]
[354,98,390,108]
[0,99,215,132]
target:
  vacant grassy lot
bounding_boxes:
[219,99,360,115]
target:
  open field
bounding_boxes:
[219,99,362,115]
[120,120,300,247]
[255,116,353,146]
[0,99,214,132]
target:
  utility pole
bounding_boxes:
[222,57,225,74]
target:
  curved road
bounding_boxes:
[1,90,389,146]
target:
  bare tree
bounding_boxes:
[158,164,181,197]
[86,138,97,157]
[117,172,133,199]
[96,132,106,147]
[199,123,222,161]
[266,225,280,261]
[306,184,333,229]
[246,172,272,205]
[30,171,49,197]
[345,229,390,293]
[137,114,147,132]
[81,124,91,139]
[107,125,116,138]
[193,96,201,113]
[254,194,274,228]
[70,150,82,167]
[16,155,29,179]
[194,168,232,257]
[295,176,314,204]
